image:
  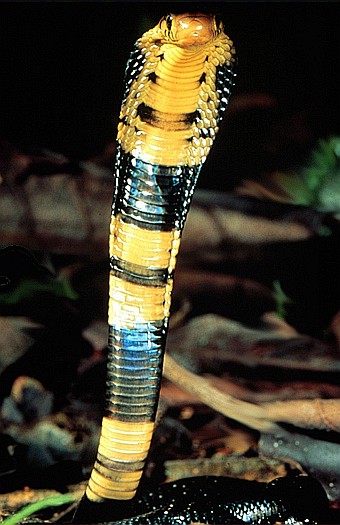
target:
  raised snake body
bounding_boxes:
[73,13,329,524]
[84,12,235,506]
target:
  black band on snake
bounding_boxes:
[73,13,329,524]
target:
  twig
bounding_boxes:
[163,354,279,433]
[262,399,340,432]
[163,354,340,433]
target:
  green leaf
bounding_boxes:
[1,492,79,525]
[0,276,78,305]
[273,280,292,320]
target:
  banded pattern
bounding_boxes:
[86,13,236,503]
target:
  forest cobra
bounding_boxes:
[73,12,330,524]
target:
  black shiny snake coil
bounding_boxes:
[73,13,329,524]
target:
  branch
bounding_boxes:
[163,354,279,433]
[163,354,340,433]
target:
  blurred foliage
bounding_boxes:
[301,136,340,212]
[0,246,78,307]
[272,136,340,214]
[273,280,292,320]
[239,137,340,221]
[0,276,78,306]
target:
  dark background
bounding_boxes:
[0,1,339,190]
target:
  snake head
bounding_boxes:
[158,13,223,48]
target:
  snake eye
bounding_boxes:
[165,14,173,31]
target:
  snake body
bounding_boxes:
[77,475,328,524]
[81,12,236,507]
[73,12,329,525]
[109,475,329,524]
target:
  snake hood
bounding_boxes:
[118,12,236,167]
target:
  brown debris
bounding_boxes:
[167,313,340,374]
[262,399,340,432]
[165,455,302,484]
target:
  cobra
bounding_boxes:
[74,11,233,521]
[72,13,332,524]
